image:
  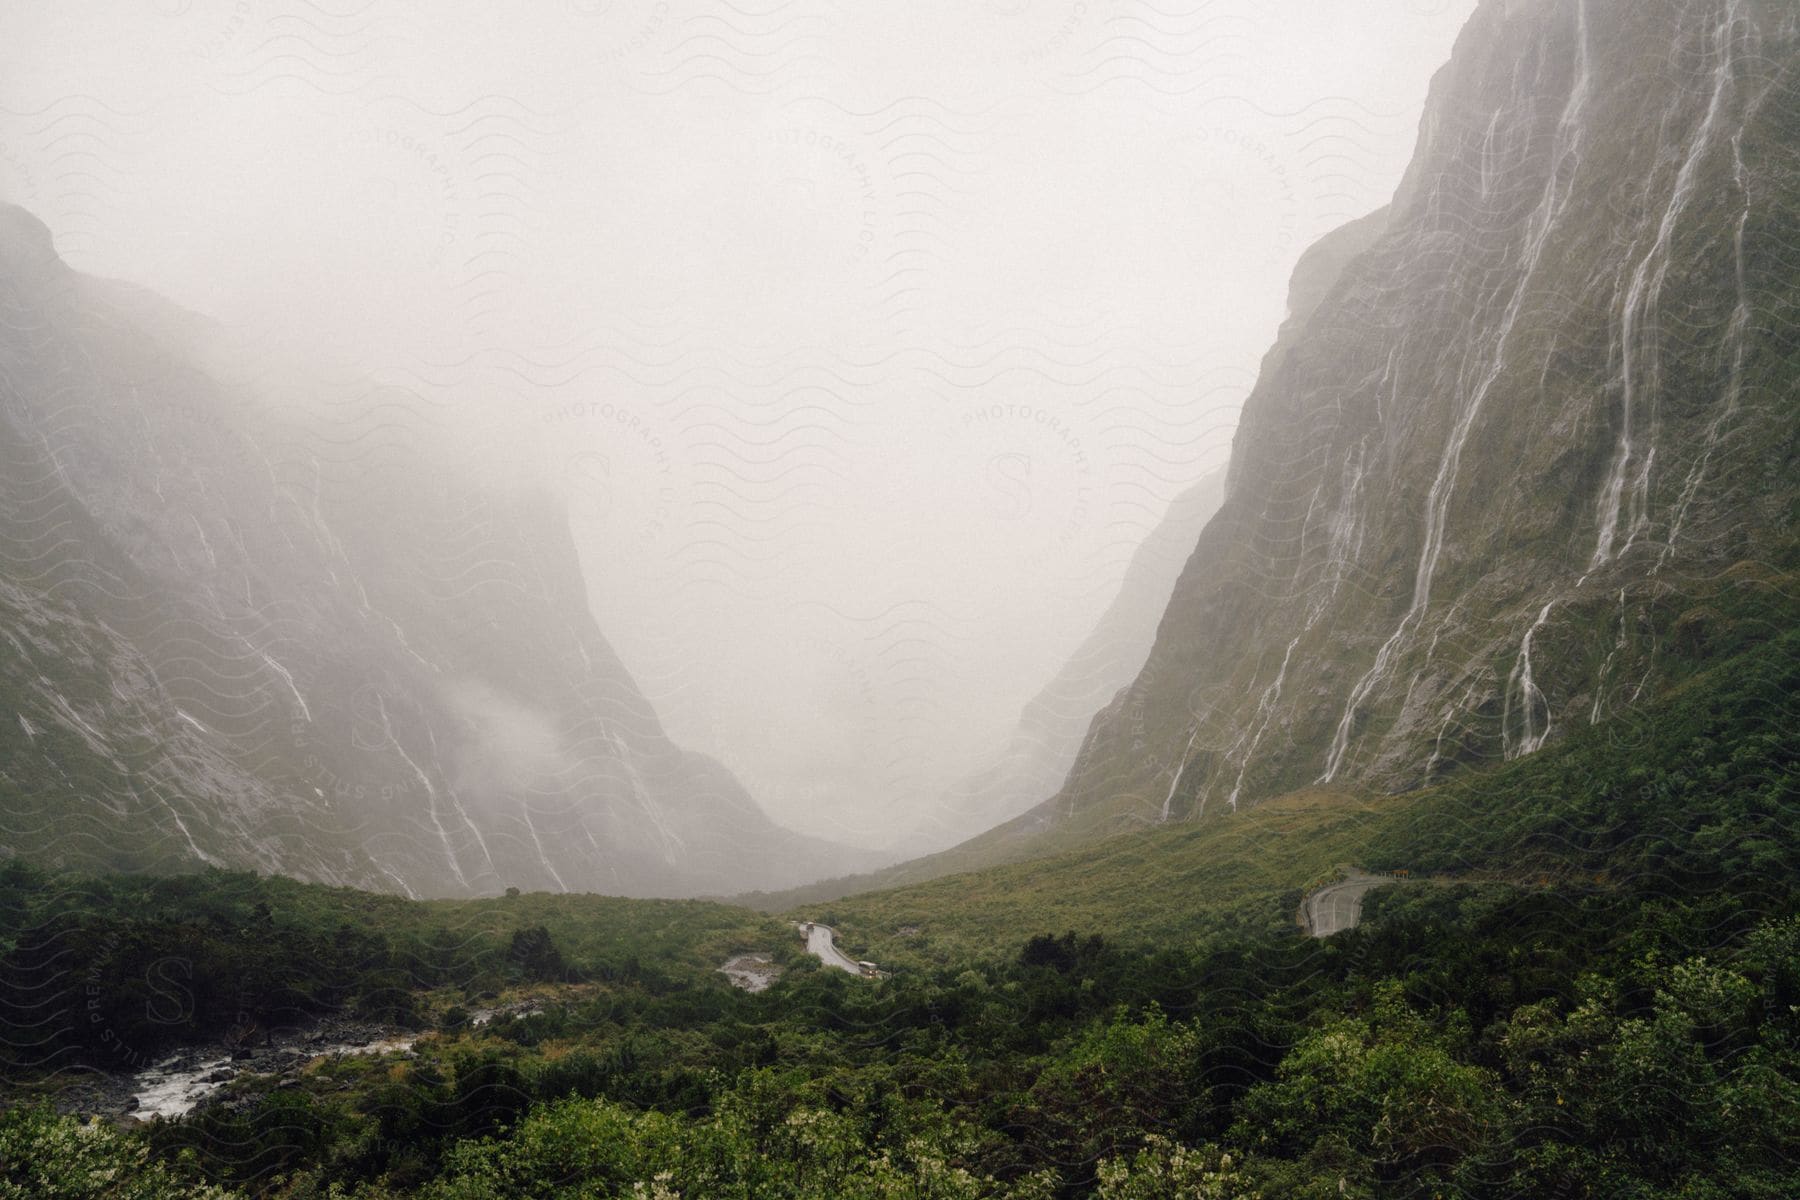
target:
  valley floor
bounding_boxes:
[2,631,1797,1199]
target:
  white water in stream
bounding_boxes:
[128,1034,417,1120]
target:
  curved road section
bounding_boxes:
[802,921,871,978]
[800,921,866,975]
[1301,871,1395,937]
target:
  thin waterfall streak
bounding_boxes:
[1504,600,1557,758]
[380,695,469,890]
[1320,7,1593,783]
[1662,125,1755,565]
[1160,727,1200,823]
[1594,0,1743,566]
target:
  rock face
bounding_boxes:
[0,206,868,898]
[1031,0,1800,840]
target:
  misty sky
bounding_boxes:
[2,0,1477,852]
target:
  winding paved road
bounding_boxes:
[1301,872,1395,937]
[800,921,866,975]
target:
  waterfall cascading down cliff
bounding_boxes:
[1012,0,1798,845]
[0,203,877,898]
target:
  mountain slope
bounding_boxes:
[913,467,1227,853]
[747,0,1799,902]
[1027,0,1799,841]
[806,622,1800,968]
[0,203,873,898]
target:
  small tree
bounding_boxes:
[507,925,568,982]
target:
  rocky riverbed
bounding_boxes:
[718,953,782,992]
[40,1015,421,1124]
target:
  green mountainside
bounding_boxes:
[800,616,1798,969]
[3,620,1795,1198]
[1048,0,1799,830]
[754,0,1800,904]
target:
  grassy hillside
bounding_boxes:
[803,621,1800,971]
[748,563,1800,914]
[797,789,1390,968]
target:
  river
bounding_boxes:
[125,1027,418,1120]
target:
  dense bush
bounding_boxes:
[1,636,1795,1197]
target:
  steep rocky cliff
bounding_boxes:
[0,203,869,898]
[1024,0,1800,841]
